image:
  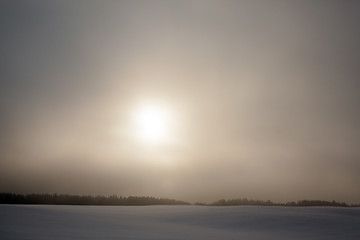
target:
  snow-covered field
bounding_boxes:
[1,205,359,239]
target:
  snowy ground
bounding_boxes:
[1,205,359,240]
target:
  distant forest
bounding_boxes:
[0,193,190,206]
[1,193,359,207]
[198,198,359,207]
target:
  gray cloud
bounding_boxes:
[1,0,360,203]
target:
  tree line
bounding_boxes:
[1,193,359,207]
[0,193,190,206]
[196,198,359,207]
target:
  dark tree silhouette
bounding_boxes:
[209,198,351,207]
[1,193,357,207]
[0,193,190,206]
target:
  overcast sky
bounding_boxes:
[1,0,360,203]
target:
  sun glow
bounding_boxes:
[133,103,172,144]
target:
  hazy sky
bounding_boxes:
[1,0,360,203]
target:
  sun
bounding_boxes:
[133,103,172,144]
